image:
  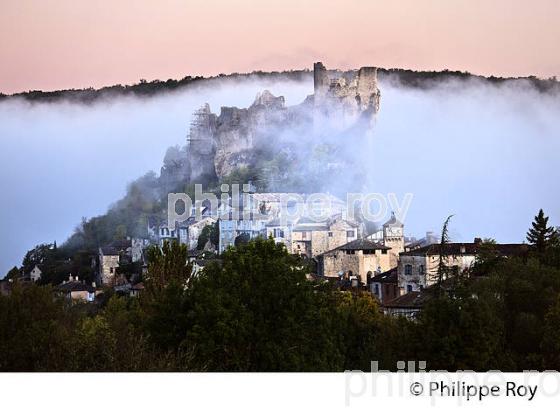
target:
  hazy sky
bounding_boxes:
[1,0,560,94]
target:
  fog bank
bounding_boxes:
[0,74,559,274]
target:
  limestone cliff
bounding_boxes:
[185,62,381,182]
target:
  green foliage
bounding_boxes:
[3,209,560,372]
[5,266,20,281]
[145,241,193,296]
[21,243,55,274]
[185,238,343,370]
[196,222,219,250]
[234,232,250,247]
[413,293,505,371]
[542,295,560,368]
[527,209,559,254]
[0,283,73,371]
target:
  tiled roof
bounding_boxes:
[371,267,398,283]
[384,291,432,309]
[400,242,529,257]
[333,239,391,252]
[57,281,96,293]
[100,246,119,256]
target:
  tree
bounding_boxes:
[196,222,219,250]
[234,232,250,247]
[145,241,193,296]
[113,224,127,241]
[0,283,73,371]
[185,238,343,371]
[21,243,55,274]
[527,209,558,253]
[414,291,505,371]
[542,295,560,370]
[432,215,454,296]
[4,266,20,281]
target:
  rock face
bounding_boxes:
[313,62,381,129]
[185,62,381,182]
[214,90,287,177]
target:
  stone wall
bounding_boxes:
[185,62,381,182]
[99,255,119,285]
[322,249,392,280]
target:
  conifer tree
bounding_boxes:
[527,209,558,253]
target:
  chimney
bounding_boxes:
[68,274,72,282]
[460,245,466,254]
[92,282,96,288]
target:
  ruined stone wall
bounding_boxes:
[313,62,381,128]
[185,62,380,182]
[186,103,218,181]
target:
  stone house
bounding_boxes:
[157,224,183,247]
[185,217,217,250]
[98,246,120,286]
[291,215,360,259]
[319,239,392,282]
[369,267,399,305]
[29,265,42,282]
[398,240,529,294]
[383,291,433,319]
[264,218,291,248]
[57,275,98,303]
[217,193,306,253]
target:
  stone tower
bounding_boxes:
[186,103,218,182]
[312,62,381,129]
[383,212,404,267]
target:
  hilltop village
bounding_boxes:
[1,63,533,318]
[2,63,560,373]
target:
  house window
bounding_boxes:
[345,250,355,255]
[328,232,333,237]
[406,284,413,293]
[381,249,387,254]
[404,264,412,275]
[346,230,355,238]
[109,267,114,274]
[374,284,380,295]
[419,265,425,274]
[273,228,284,238]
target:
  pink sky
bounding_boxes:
[1,0,559,94]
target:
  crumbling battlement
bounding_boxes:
[313,62,381,125]
[185,62,381,181]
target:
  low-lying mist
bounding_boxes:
[0,73,559,274]
[370,78,559,242]
[0,77,311,273]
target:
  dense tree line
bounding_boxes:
[3,68,559,103]
[1,212,559,372]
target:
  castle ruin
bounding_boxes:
[185,62,381,182]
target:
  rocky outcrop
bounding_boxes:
[185,62,381,182]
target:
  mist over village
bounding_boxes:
[1,6,560,407]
